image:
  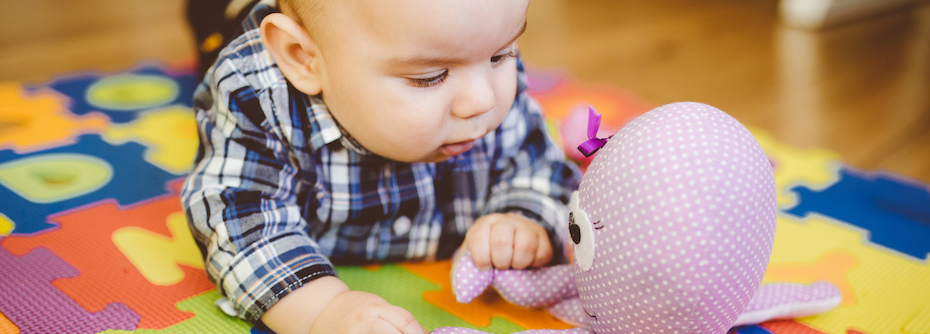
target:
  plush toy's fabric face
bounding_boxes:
[570,102,777,334]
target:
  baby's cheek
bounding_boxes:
[388,110,446,140]
[495,71,518,110]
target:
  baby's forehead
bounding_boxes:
[283,0,529,76]
[292,0,527,40]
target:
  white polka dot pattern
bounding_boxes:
[573,102,777,334]
[546,297,588,326]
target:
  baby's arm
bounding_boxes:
[262,276,425,334]
[472,58,583,269]
[182,76,424,333]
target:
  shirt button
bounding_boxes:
[393,216,412,235]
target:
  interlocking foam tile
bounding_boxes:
[762,212,930,333]
[765,251,858,307]
[112,211,205,286]
[525,66,653,168]
[526,67,653,125]
[749,128,843,209]
[400,261,572,331]
[2,64,929,334]
[102,105,198,175]
[0,247,140,333]
[100,290,252,334]
[0,82,108,154]
[1,310,20,334]
[847,330,873,334]
[45,65,197,124]
[0,182,215,330]
[336,263,529,333]
[760,320,831,334]
[0,134,177,235]
[525,66,570,96]
[110,209,205,287]
[785,167,930,261]
[904,307,930,333]
[732,327,774,334]
[0,214,12,236]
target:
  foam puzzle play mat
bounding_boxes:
[0,63,928,334]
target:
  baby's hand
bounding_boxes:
[311,290,426,334]
[464,212,553,271]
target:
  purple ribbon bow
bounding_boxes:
[577,105,611,157]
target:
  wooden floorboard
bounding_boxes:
[1,0,928,184]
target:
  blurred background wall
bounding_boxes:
[1,0,928,184]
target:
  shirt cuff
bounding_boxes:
[215,230,337,321]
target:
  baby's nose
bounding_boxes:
[452,75,495,119]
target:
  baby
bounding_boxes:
[181,0,582,333]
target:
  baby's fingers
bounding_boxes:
[489,221,516,269]
[378,304,427,334]
[465,219,493,270]
[510,227,538,269]
[532,231,553,267]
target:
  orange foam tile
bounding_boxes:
[0,82,108,153]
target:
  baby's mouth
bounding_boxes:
[440,140,475,156]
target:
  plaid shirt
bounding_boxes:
[181,2,581,322]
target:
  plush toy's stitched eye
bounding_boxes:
[569,191,595,271]
[569,213,581,244]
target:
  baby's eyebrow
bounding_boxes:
[500,19,527,51]
[387,19,527,68]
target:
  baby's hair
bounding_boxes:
[278,0,330,47]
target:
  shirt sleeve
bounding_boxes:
[180,70,336,322]
[482,58,583,263]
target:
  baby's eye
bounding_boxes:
[406,70,448,88]
[490,49,517,65]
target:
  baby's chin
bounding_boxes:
[366,140,475,164]
[413,150,457,164]
[371,147,450,164]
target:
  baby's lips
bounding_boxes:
[440,140,475,157]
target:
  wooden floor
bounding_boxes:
[2,0,929,185]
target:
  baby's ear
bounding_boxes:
[260,13,323,95]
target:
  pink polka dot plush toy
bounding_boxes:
[433,103,841,334]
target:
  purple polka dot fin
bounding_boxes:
[452,250,576,308]
[451,250,496,303]
[734,282,842,326]
[430,326,595,334]
[444,103,840,333]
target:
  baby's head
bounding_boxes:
[261,0,529,163]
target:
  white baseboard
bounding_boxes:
[780,0,930,29]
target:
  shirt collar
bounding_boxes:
[302,94,371,155]
[242,3,371,155]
